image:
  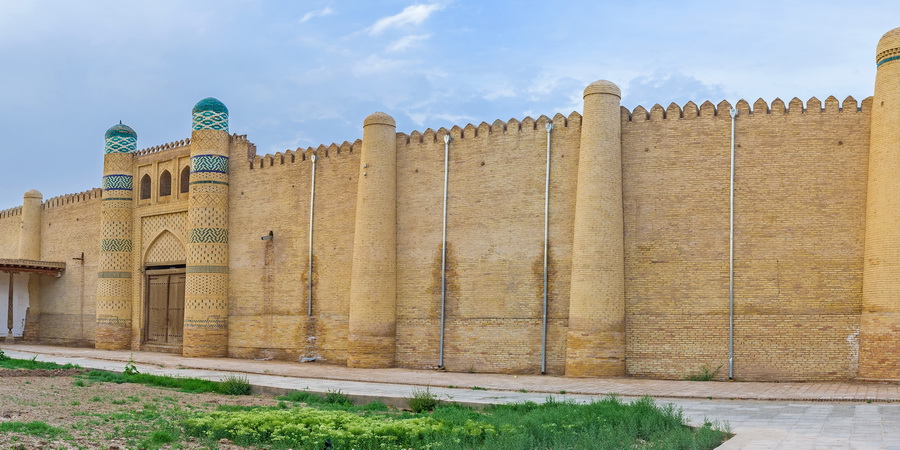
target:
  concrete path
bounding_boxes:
[2,344,899,448]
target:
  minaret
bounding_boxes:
[183,97,231,357]
[861,27,900,379]
[566,80,626,377]
[347,112,398,368]
[18,189,42,260]
[96,122,137,350]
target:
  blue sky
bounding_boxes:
[0,1,895,208]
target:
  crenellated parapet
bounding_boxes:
[623,96,871,121]
[249,140,360,170]
[43,188,103,210]
[0,206,22,219]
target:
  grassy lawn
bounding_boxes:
[0,350,730,449]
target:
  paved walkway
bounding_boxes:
[2,343,900,448]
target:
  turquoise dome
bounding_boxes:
[192,97,228,114]
[105,123,137,140]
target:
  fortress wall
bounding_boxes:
[228,142,359,363]
[622,97,870,380]
[38,190,104,345]
[0,206,21,256]
[622,100,731,379]
[730,97,869,381]
[395,113,581,374]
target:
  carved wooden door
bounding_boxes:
[145,270,185,345]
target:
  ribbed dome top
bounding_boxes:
[192,97,229,114]
[105,123,137,140]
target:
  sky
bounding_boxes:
[0,1,896,209]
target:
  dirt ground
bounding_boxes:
[0,368,280,449]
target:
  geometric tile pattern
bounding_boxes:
[192,110,229,132]
[101,238,133,252]
[184,317,227,329]
[189,227,228,243]
[185,265,229,274]
[145,230,186,264]
[184,118,230,353]
[185,273,228,296]
[189,244,227,264]
[98,128,135,349]
[105,136,137,153]
[102,175,133,191]
[191,97,228,132]
[191,155,229,174]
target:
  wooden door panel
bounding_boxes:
[167,273,185,344]
[147,275,169,343]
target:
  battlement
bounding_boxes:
[43,188,103,210]
[397,112,582,145]
[623,96,873,121]
[0,205,22,219]
[135,138,191,156]
[249,139,360,170]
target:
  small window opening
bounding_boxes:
[180,166,190,194]
[159,170,172,197]
[140,174,152,200]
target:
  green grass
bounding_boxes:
[182,395,729,449]
[684,364,723,382]
[0,355,79,370]
[83,370,251,395]
[0,421,68,438]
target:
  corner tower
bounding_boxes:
[861,27,900,379]
[96,122,137,350]
[347,112,398,368]
[183,97,231,357]
[566,80,626,377]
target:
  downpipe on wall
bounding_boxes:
[439,134,450,368]
[729,107,737,380]
[541,121,553,374]
[308,154,317,316]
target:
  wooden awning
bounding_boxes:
[0,259,66,277]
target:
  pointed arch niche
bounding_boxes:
[144,230,186,266]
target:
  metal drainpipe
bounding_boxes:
[308,154,317,316]
[439,134,450,368]
[728,107,737,380]
[541,121,553,374]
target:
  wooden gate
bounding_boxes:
[144,268,185,349]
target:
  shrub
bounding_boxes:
[407,387,439,413]
[123,355,140,376]
[0,348,7,361]
[219,375,251,395]
[324,389,353,406]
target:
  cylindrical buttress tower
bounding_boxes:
[18,190,43,260]
[183,97,231,357]
[96,123,137,349]
[565,80,626,377]
[861,27,900,379]
[347,112,398,368]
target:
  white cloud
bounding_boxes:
[299,6,334,23]
[388,34,431,52]
[370,4,442,35]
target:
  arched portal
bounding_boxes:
[142,230,186,352]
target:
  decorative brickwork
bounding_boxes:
[96,123,136,350]
[184,98,230,358]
